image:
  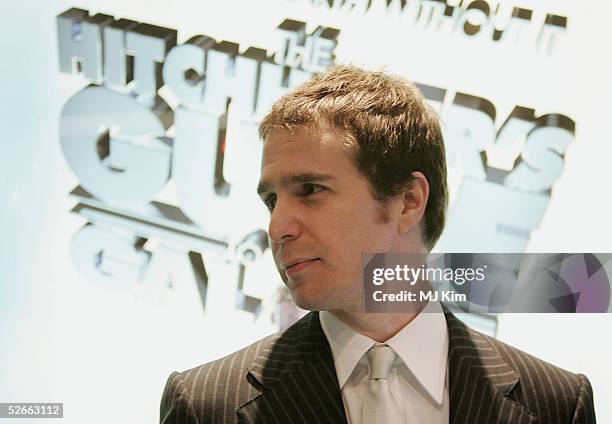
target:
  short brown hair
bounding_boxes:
[259,65,447,250]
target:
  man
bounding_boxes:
[160,66,596,423]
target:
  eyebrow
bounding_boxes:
[257,173,336,197]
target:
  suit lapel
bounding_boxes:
[237,312,348,424]
[446,312,537,424]
[237,309,537,424]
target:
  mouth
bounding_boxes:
[284,258,320,277]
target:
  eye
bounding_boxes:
[301,183,326,196]
[262,193,276,211]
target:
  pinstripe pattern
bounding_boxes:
[446,312,595,424]
[161,311,596,423]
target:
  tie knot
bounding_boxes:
[366,344,396,380]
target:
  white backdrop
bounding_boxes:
[1,0,611,422]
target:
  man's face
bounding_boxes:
[257,123,405,312]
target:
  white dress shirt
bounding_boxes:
[320,301,449,424]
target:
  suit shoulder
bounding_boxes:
[161,313,319,423]
[160,330,283,423]
[470,326,595,421]
[164,313,316,410]
[173,330,281,390]
[176,312,315,383]
[484,331,584,388]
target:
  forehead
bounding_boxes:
[258,123,357,187]
[262,123,352,164]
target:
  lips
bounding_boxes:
[284,258,320,277]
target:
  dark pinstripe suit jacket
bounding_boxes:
[160,311,596,423]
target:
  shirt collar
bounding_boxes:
[320,301,448,405]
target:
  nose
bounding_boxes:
[267,195,302,245]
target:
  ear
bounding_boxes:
[397,171,429,235]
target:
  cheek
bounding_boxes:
[271,245,279,264]
[345,224,395,258]
[271,247,286,280]
[329,234,371,274]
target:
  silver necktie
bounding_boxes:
[362,344,402,424]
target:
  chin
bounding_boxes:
[289,286,329,312]
[290,294,323,312]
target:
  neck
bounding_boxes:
[328,301,429,342]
